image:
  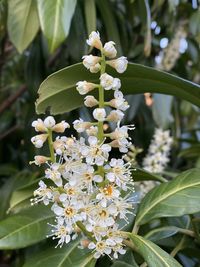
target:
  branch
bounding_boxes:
[0,85,27,114]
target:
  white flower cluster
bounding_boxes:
[143,128,173,173]
[31,32,135,259]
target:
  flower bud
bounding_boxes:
[73,119,92,133]
[76,81,97,95]
[107,56,128,73]
[52,121,70,133]
[86,126,98,136]
[86,31,102,50]
[93,108,106,121]
[103,41,117,58]
[82,55,100,69]
[30,155,49,165]
[32,119,46,132]
[107,110,124,122]
[44,116,56,128]
[100,73,121,90]
[84,95,98,107]
[31,134,48,148]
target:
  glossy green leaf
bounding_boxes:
[144,226,181,242]
[7,0,39,53]
[129,233,181,267]
[0,205,54,249]
[135,169,200,226]
[23,238,95,267]
[37,0,77,53]
[36,63,200,115]
[84,0,96,35]
[133,168,166,182]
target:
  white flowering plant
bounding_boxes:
[1,31,200,267]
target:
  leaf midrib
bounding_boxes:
[132,235,172,267]
[136,179,200,225]
[51,0,61,52]
[0,213,54,243]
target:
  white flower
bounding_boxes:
[82,55,101,73]
[73,119,91,132]
[109,90,129,111]
[32,119,46,132]
[32,180,52,205]
[31,134,48,148]
[100,73,121,90]
[93,108,106,121]
[88,239,112,258]
[143,128,173,173]
[52,121,70,133]
[84,95,98,107]
[86,31,102,50]
[96,185,120,207]
[103,41,117,58]
[76,81,97,95]
[110,125,134,153]
[51,222,72,248]
[45,163,62,187]
[44,116,56,128]
[105,158,133,190]
[107,110,124,122]
[81,136,111,166]
[107,57,128,73]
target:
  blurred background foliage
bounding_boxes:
[0,0,200,266]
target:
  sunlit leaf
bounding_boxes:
[7,0,39,53]
[135,169,200,226]
[37,0,77,53]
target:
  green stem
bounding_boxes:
[76,221,95,241]
[48,129,55,162]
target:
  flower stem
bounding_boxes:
[76,221,95,241]
[47,129,55,162]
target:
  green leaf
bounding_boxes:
[139,0,152,56]
[135,169,200,226]
[144,226,180,242]
[35,63,200,115]
[84,0,96,35]
[152,94,173,129]
[129,233,181,267]
[112,261,135,267]
[178,144,200,158]
[0,205,54,249]
[37,0,77,53]
[23,238,95,267]
[7,0,39,53]
[96,0,122,54]
[133,168,167,183]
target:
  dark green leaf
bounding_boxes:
[135,169,200,226]
[133,168,167,182]
[178,145,200,159]
[0,205,54,249]
[7,0,39,53]
[36,63,200,115]
[37,0,77,53]
[23,238,95,267]
[129,233,181,267]
[144,226,180,242]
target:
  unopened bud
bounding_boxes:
[84,95,98,107]
[52,121,70,133]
